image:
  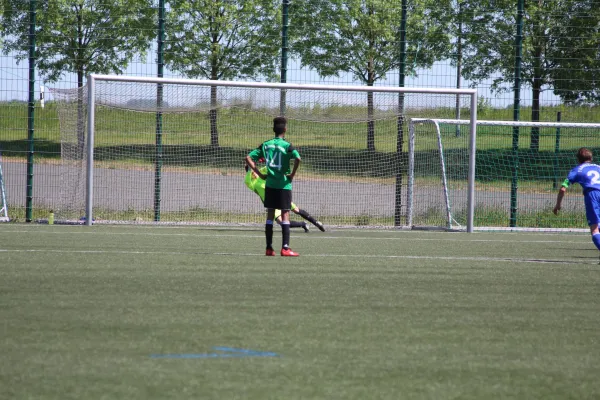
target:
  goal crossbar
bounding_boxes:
[412,118,597,129]
[89,74,478,95]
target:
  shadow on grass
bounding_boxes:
[93,144,406,178]
[415,147,599,182]
[1,139,594,183]
[0,140,61,159]
[94,143,594,182]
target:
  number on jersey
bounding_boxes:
[267,152,282,170]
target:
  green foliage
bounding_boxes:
[457,0,600,150]
[0,0,155,85]
[291,0,452,84]
[164,0,280,81]
[460,0,600,104]
[477,96,492,116]
[289,0,453,151]
[163,0,281,146]
[549,2,600,104]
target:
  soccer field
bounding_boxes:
[1,225,599,399]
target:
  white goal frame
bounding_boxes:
[0,149,9,222]
[409,118,600,232]
[407,118,457,230]
[85,74,478,230]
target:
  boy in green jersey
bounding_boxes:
[244,163,325,232]
[245,116,301,256]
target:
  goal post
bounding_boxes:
[407,119,456,230]
[408,118,600,231]
[53,74,478,230]
[0,148,9,222]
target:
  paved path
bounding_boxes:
[2,160,583,223]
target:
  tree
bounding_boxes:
[291,0,452,151]
[459,0,600,151]
[1,0,155,89]
[549,1,600,105]
[0,0,155,156]
[165,0,281,147]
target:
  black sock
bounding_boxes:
[281,222,290,249]
[265,223,274,249]
[289,221,305,228]
[298,208,318,226]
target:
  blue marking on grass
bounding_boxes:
[213,346,279,357]
[150,346,279,359]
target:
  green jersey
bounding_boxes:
[248,137,300,190]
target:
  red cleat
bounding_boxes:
[265,248,276,256]
[280,248,300,257]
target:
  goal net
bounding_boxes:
[409,118,600,231]
[50,76,476,229]
[0,148,9,222]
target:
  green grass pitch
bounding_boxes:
[1,224,600,399]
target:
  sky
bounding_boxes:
[0,51,562,109]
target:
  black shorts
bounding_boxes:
[264,187,292,210]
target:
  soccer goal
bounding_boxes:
[50,75,478,230]
[0,148,9,222]
[408,118,600,231]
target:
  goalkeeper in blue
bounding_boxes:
[245,162,325,233]
[553,147,600,262]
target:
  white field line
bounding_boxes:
[0,229,590,244]
[0,248,586,265]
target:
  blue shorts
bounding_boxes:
[584,190,600,226]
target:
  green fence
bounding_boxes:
[1,0,599,227]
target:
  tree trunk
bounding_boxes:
[530,80,541,152]
[529,23,544,153]
[530,44,543,152]
[209,37,219,147]
[366,11,376,152]
[76,70,85,160]
[75,9,85,160]
[367,90,375,152]
[209,84,219,147]
[366,64,375,152]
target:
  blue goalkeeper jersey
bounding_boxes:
[564,163,600,194]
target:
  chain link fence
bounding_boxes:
[1,0,599,227]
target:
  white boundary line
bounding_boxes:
[4,222,592,234]
[0,248,584,265]
[0,229,590,244]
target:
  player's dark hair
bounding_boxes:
[577,147,593,163]
[273,116,287,136]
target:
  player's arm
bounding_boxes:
[245,153,266,180]
[287,157,301,180]
[286,145,301,180]
[553,179,570,215]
